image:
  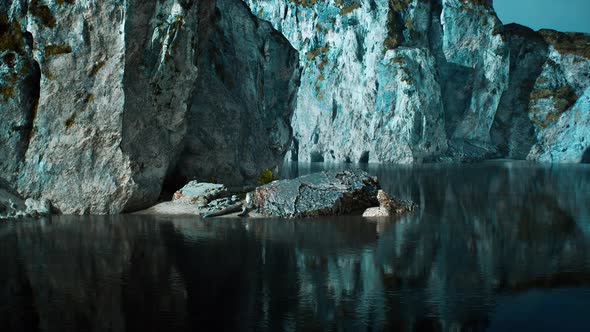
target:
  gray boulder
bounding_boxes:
[172,182,227,205]
[251,170,381,218]
[362,189,417,218]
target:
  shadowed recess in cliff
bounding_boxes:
[171,0,300,187]
[491,23,548,159]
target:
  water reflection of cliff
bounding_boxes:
[0,162,589,331]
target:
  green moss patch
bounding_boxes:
[258,169,276,185]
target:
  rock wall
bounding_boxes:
[172,0,300,186]
[246,0,589,163]
[495,26,590,163]
[0,0,299,214]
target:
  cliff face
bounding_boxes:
[0,0,299,214]
[246,0,590,163]
[173,0,300,186]
[495,26,590,163]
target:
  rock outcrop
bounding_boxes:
[362,189,416,217]
[0,0,299,214]
[251,170,381,218]
[0,178,50,220]
[0,178,27,220]
[246,0,589,163]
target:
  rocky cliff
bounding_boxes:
[246,0,590,163]
[0,0,299,214]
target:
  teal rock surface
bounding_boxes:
[246,0,508,162]
[0,0,299,214]
[246,0,589,163]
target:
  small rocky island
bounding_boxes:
[138,170,416,219]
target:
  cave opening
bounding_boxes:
[359,151,370,164]
[310,151,324,163]
[581,148,590,164]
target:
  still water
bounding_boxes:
[1,162,590,332]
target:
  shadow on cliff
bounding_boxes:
[491,24,549,159]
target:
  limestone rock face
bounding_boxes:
[173,0,301,186]
[493,25,590,163]
[246,0,508,162]
[1,0,200,214]
[0,0,299,214]
[246,0,588,163]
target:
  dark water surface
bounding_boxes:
[1,162,590,332]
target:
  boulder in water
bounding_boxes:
[251,170,382,218]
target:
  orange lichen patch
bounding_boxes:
[30,0,56,28]
[65,114,76,129]
[89,61,106,77]
[384,0,411,51]
[539,29,590,59]
[289,0,321,8]
[44,44,72,56]
[459,0,492,12]
[339,2,361,15]
[306,44,329,60]
[0,14,25,54]
[529,85,578,129]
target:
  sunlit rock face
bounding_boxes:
[0,0,299,214]
[245,0,508,163]
[0,0,200,214]
[246,0,589,163]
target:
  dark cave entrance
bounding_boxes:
[581,148,590,164]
